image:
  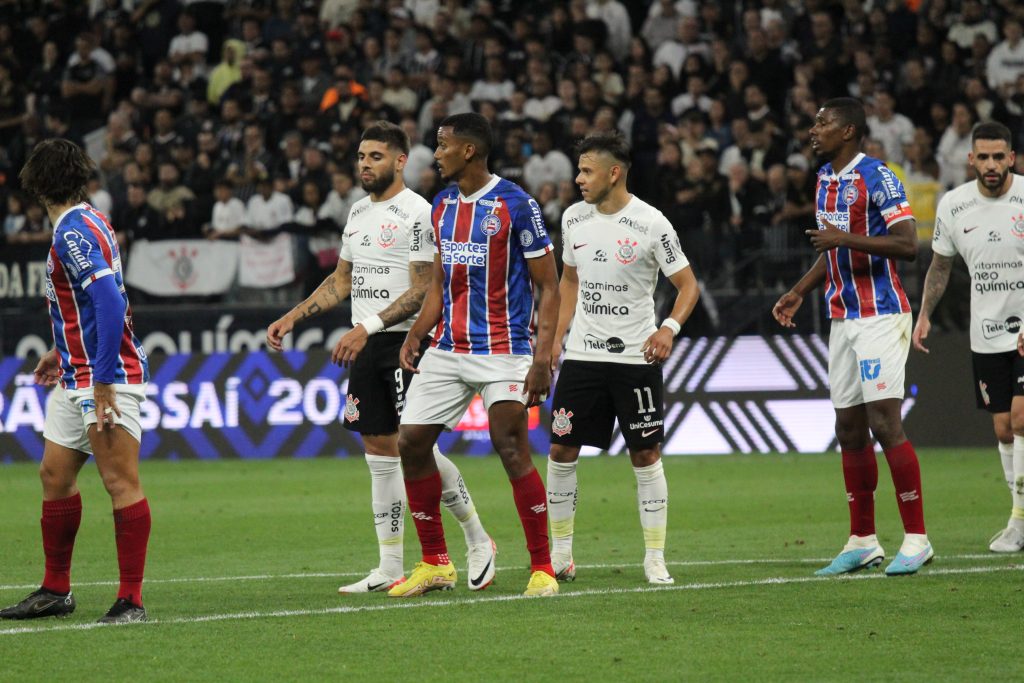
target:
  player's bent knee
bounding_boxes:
[628,447,661,468]
[549,444,580,463]
[38,462,76,496]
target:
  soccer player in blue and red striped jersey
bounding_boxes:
[772,98,934,576]
[389,113,562,597]
[0,139,152,624]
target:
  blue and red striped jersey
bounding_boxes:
[430,176,553,355]
[46,203,149,389]
[814,153,913,319]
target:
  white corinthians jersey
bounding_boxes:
[933,174,1024,353]
[339,188,434,332]
[561,196,689,364]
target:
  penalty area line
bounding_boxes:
[1,563,1021,637]
[0,553,1008,592]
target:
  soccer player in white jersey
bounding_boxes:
[773,98,933,576]
[267,122,495,593]
[544,133,700,585]
[914,121,1024,553]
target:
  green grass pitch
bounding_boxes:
[0,450,1021,681]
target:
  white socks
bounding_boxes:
[999,441,1014,490]
[365,454,404,578]
[546,459,579,560]
[1012,436,1024,531]
[634,460,668,562]
[433,445,490,545]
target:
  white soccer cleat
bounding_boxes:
[644,558,675,585]
[989,526,1024,553]
[552,555,576,582]
[338,569,404,594]
[466,537,497,591]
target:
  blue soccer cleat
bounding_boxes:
[815,546,885,576]
[885,543,934,576]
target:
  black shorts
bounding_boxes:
[549,360,665,450]
[343,332,423,435]
[972,350,1024,413]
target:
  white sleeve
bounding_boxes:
[561,213,576,267]
[654,216,689,277]
[408,204,435,263]
[931,194,957,257]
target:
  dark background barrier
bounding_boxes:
[0,332,990,463]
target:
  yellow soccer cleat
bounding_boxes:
[386,562,457,598]
[523,570,559,597]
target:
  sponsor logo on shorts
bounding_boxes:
[80,399,95,415]
[629,419,663,431]
[876,382,887,391]
[551,408,573,436]
[979,380,991,406]
[508,383,519,393]
[344,394,360,422]
[859,358,881,382]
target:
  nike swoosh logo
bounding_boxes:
[366,581,387,591]
[548,499,568,504]
[641,429,659,437]
[643,507,662,512]
[349,231,361,236]
[470,557,493,587]
[33,599,58,612]
[963,226,979,233]
[573,243,587,250]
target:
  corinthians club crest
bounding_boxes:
[551,408,574,436]
[378,223,398,248]
[615,238,638,265]
[1012,213,1024,239]
[344,394,360,422]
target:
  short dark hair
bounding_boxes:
[821,97,867,140]
[19,139,93,207]
[576,132,632,168]
[361,120,410,155]
[971,121,1013,148]
[438,112,492,159]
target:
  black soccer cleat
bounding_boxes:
[0,588,76,620]
[97,598,147,624]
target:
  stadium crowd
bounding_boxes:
[1,0,1024,307]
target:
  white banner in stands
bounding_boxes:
[238,233,294,288]
[126,240,239,296]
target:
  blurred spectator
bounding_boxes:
[936,101,977,189]
[653,16,709,80]
[947,0,997,50]
[3,192,26,236]
[522,128,573,196]
[0,60,26,146]
[168,9,208,75]
[113,182,161,244]
[320,170,365,227]
[987,17,1024,99]
[62,32,111,136]
[867,90,914,166]
[208,40,245,105]
[148,161,196,213]
[88,172,113,216]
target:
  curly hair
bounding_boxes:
[18,138,94,207]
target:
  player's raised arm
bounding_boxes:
[266,258,352,351]
[400,255,444,372]
[525,251,560,405]
[552,264,579,372]
[772,254,827,328]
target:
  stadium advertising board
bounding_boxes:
[0,333,988,463]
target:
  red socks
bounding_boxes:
[114,498,151,606]
[884,440,926,534]
[40,493,82,595]
[841,446,878,537]
[510,469,553,576]
[405,471,448,564]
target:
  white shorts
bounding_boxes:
[829,313,911,409]
[43,384,147,454]
[401,348,532,430]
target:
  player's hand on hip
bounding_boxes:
[642,328,674,364]
[93,383,121,433]
[912,316,931,353]
[266,317,293,351]
[1018,332,1024,357]
[523,359,551,407]
[806,219,845,253]
[332,326,368,367]
[399,334,422,373]
[33,349,60,387]
[771,291,803,328]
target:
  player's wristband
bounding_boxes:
[357,315,385,335]
[660,318,681,337]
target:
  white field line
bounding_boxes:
[0,553,1007,592]
[0,563,1020,637]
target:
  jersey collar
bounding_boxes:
[830,152,864,178]
[52,202,87,231]
[459,175,501,203]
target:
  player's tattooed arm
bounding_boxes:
[912,252,953,353]
[377,261,433,328]
[296,259,353,322]
[918,253,953,319]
